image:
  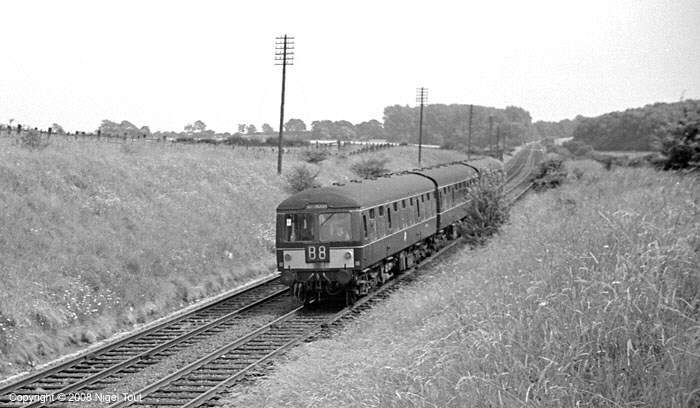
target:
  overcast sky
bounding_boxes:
[1,0,698,133]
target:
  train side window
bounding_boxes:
[410,197,413,206]
[427,192,430,200]
[393,202,398,212]
[387,207,392,229]
[378,206,384,217]
[369,208,375,219]
[421,194,425,202]
[417,200,421,218]
[363,214,368,238]
[402,200,406,208]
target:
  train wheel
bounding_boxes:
[345,288,357,306]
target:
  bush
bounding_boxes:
[300,149,330,163]
[458,181,509,246]
[285,165,320,192]
[19,130,50,150]
[532,157,566,190]
[350,157,390,179]
[562,139,594,156]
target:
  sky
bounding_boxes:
[0,0,698,133]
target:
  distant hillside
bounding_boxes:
[572,100,700,151]
[532,118,580,140]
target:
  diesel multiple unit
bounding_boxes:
[275,158,503,303]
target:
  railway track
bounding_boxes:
[0,149,541,408]
[0,276,290,408]
[106,237,466,408]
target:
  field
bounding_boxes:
[0,136,469,377]
[223,161,700,407]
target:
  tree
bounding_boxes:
[659,108,700,169]
[284,118,307,132]
[51,123,65,134]
[355,119,385,140]
[246,124,257,134]
[238,124,246,133]
[311,120,334,139]
[184,120,207,135]
[262,123,274,134]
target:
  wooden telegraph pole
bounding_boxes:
[467,104,474,160]
[488,115,494,156]
[275,34,295,174]
[416,87,428,166]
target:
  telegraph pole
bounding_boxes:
[488,115,494,156]
[496,124,501,160]
[467,104,474,160]
[416,87,428,166]
[275,34,295,174]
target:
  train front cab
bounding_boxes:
[276,206,361,299]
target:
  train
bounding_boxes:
[275,158,504,303]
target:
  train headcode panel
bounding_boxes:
[305,244,330,263]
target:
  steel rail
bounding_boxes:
[0,274,284,407]
[109,236,467,408]
[19,289,290,408]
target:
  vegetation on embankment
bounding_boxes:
[224,161,699,408]
[0,137,468,377]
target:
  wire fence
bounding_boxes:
[0,124,404,158]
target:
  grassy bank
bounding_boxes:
[0,137,467,376]
[224,161,699,407]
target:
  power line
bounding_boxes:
[416,87,428,166]
[275,34,294,175]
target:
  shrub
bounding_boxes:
[562,139,594,156]
[350,157,389,179]
[532,157,566,190]
[18,130,50,150]
[658,109,700,170]
[571,167,585,180]
[300,149,330,163]
[285,165,320,192]
[458,181,509,246]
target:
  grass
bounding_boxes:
[0,136,468,377]
[223,161,699,408]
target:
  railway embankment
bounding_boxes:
[0,137,468,378]
[223,160,699,407]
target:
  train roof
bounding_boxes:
[277,173,434,211]
[414,163,478,188]
[277,159,504,212]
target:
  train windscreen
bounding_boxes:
[319,212,351,242]
[283,213,316,242]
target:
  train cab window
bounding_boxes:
[363,214,368,238]
[387,207,392,229]
[426,192,431,200]
[369,208,375,219]
[378,206,384,217]
[319,212,352,242]
[283,213,316,242]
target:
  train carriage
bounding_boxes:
[275,159,503,303]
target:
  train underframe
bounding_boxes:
[287,224,461,304]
